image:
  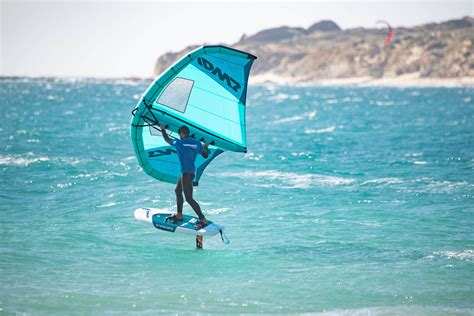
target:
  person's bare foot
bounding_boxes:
[166,214,183,223]
[195,218,208,229]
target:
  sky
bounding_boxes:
[1,0,472,78]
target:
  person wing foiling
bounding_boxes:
[161,125,209,229]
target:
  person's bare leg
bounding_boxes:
[174,177,184,219]
[182,173,206,222]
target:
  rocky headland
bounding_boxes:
[154,17,474,86]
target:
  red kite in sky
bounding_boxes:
[376,20,395,45]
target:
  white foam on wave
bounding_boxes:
[422,179,473,193]
[315,305,474,316]
[304,125,336,134]
[268,92,300,103]
[325,98,339,104]
[432,250,474,262]
[272,111,316,125]
[405,152,423,157]
[71,171,128,181]
[55,182,74,189]
[361,177,404,185]
[59,157,86,165]
[375,100,400,106]
[244,152,264,161]
[414,161,428,165]
[290,151,313,158]
[197,201,213,206]
[98,202,120,208]
[0,155,50,166]
[0,154,90,167]
[206,207,232,215]
[215,170,355,189]
[106,122,127,133]
[123,156,137,161]
[46,95,61,101]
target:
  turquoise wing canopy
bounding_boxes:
[131,45,257,185]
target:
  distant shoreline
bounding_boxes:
[1,75,473,87]
[0,76,151,83]
[250,73,474,87]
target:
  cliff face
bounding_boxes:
[154,17,474,82]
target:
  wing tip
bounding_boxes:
[201,45,257,60]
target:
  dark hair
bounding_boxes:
[178,125,190,136]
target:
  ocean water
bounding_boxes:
[1,78,473,315]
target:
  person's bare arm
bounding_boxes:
[160,125,173,146]
[201,142,209,158]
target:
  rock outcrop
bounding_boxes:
[154,17,474,82]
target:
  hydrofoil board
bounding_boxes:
[134,208,225,237]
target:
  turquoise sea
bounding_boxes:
[1,79,473,315]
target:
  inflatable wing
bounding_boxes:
[131,46,257,185]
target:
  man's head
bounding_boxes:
[178,125,190,139]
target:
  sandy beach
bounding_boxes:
[249,72,474,87]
